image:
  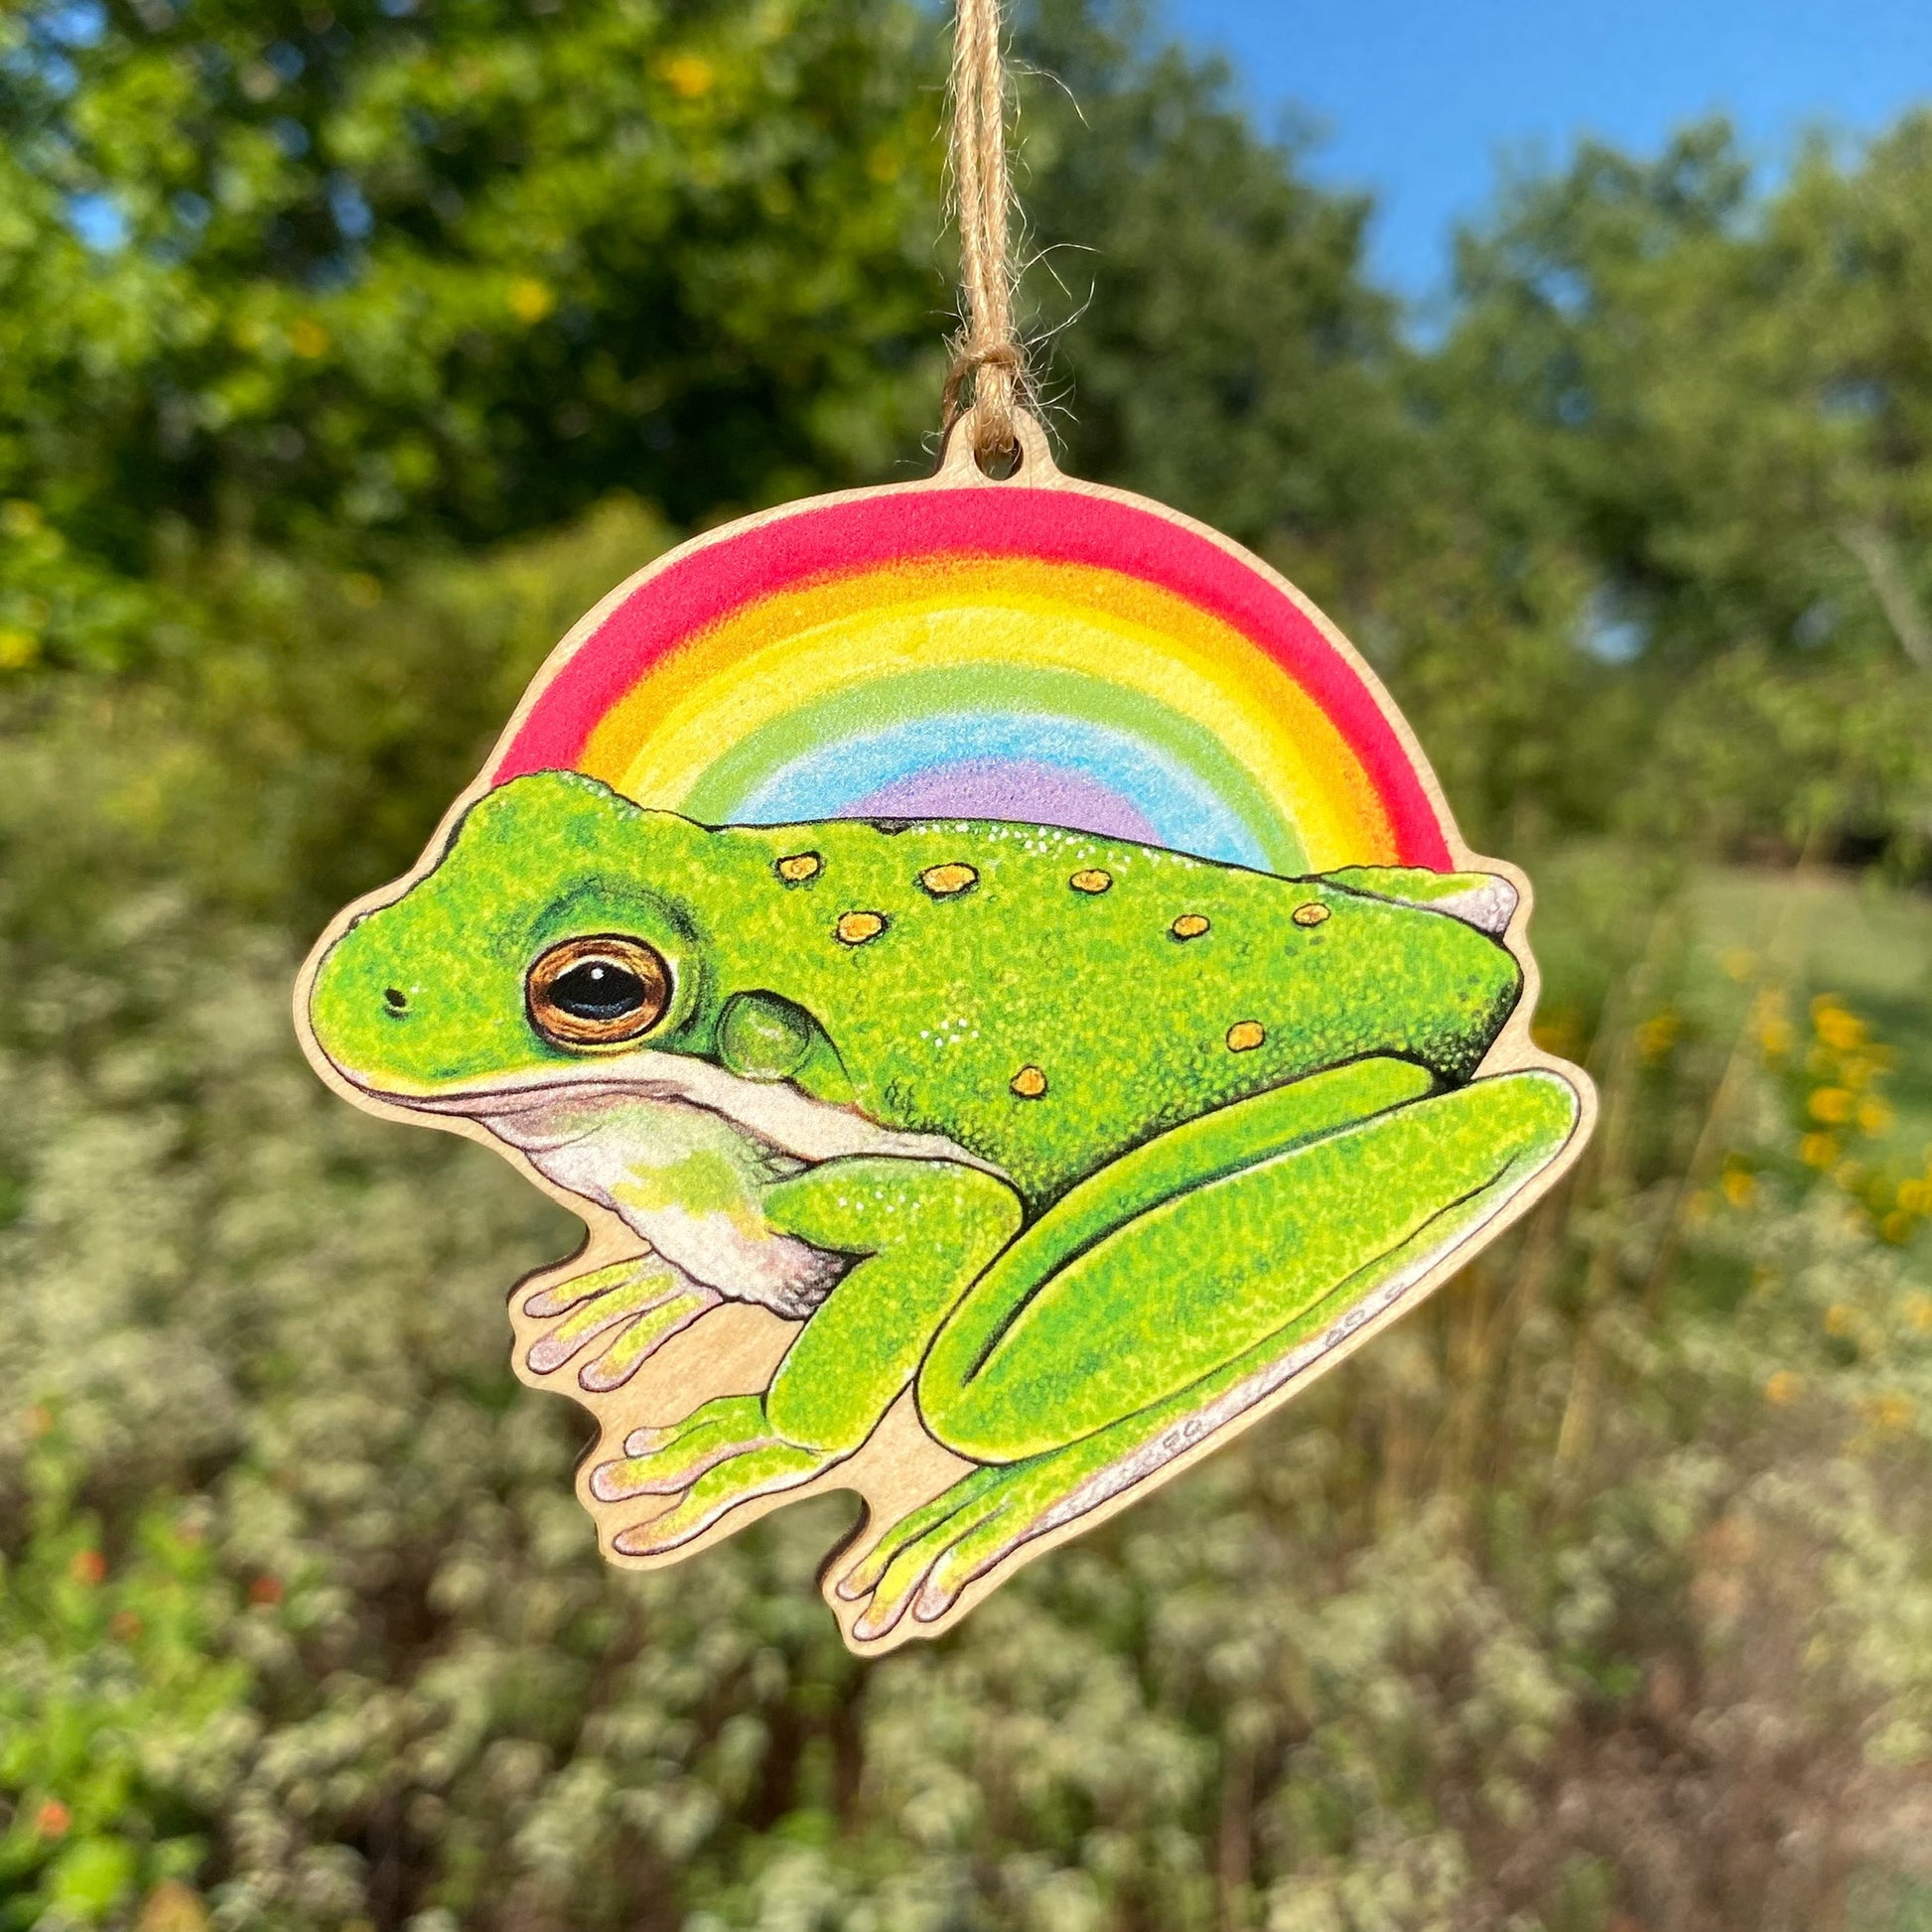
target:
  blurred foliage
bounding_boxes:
[3,0,1932,1927]
[0,1444,252,1929]
[1427,119,1932,861]
[0,0,946,596]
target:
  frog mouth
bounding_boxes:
[345,1048,998,1175]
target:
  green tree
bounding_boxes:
[1432,117,1932,859]
[0,0,950,668]
[1013,0,1415,601]
[1445,117,1932,675]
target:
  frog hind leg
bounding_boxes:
[836,1062,1579,1639]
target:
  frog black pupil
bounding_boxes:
[549,960,645,1021]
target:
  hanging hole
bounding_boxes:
[975,437,1023,481]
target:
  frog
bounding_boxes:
[303,768,1582,1638]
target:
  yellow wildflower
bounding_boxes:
[1635,1011,1679,1064]
[658,53,715,97]
[1812,1000,1865,1050]
[1763,1370,1802,1406]
[1862,1392,1915,1434]
[507,278,555,325]
[1808,1086,1853,1125]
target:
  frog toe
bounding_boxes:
[519,1251,720,1391]
[835,1467,1002,1602]
[842,1464,1043,1639]
[850,1504,1005,1640]
[590,1394,839,1553]
[574,1281,719,1389]
[608,1441,829,1555]
[589,1395,772,1501]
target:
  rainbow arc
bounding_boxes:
[492,486,1453,876]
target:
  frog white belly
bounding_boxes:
[401,1049,1003,1319]
[478,1082,838,1315]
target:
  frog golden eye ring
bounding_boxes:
[526,935,669,1048]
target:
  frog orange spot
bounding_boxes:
[1010,1064,1048,1098]
[1070,868,1112,895]
[919,862,979,897]
[1292,901,1329,927]
[1171,913,1210,940]
[835,911,886,945]
[1226,1021,1266,1052]
[775,852,822,884]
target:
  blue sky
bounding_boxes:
[1167,0,1932,301]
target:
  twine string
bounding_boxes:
[944,0,1026,457]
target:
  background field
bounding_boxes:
[3,3,1932,1929]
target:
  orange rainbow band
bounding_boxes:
[493,486,1453,876]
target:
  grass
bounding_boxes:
[1694,866,1932,1162]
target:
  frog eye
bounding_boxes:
[526,935,670,1049]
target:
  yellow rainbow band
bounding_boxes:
[583,557,1389,875]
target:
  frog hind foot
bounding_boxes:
[833,1456,1074,1641]
[517,1249,721,1392]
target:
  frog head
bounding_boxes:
[309,773,713,1101]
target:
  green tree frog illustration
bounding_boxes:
[305,770,1583,1639]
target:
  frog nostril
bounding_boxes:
[383,988,409,1013]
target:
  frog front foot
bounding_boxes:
[518,1250,721,1392]
[589,1396,836,1554]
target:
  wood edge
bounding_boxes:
[290,412,1598,1658]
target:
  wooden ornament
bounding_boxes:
[296,412,1595,1653]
